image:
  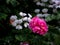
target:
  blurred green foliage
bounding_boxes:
[0,0,60,45]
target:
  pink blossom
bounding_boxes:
[29,16,48,35]
[20,42,29,45]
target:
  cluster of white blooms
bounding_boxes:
[36,1,45,6]
[35,0,60,8]
[36,13,50,17]
[36,0,48,6]
[34,0,60,18]
[10,12,32,30]
[34,8,49,18]
[51,0,60,8]
[52,0,60,4]
[36,14,44,17]
[19,12,27,17]
[34,0,51,18]
[10,15,17,21]
[34,8,48,14]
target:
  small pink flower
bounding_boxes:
[29,16,48,35]
[20,42,29,45]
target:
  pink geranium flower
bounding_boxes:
[20,42,29,45]
[29,16,48,35]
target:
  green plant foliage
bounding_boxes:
[0,0,60,45]
[0,13,7,20]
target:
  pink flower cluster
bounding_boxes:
[20,42,29,45]
[29,16,48,35]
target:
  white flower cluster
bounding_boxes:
[34,8,49,18]
[34,0,60,18]
[36,2,45,6]
[42,8,48,13]
[51,0,60,8]
[10,12,32,30]
[34,8,48,14]
[36,13,50,17]
[35,0,60,8]
[34,0,50,18]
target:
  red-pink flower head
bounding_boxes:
[29,16,48,35]
[20,42,29,45]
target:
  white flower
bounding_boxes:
[24,22,29,28]
[48,5,54,8]
[49,0,54,4]
[16,25,22,30]
[19,12,23,16]
[42,8,48,13]
[34,9,40,13]
[36,14,44,17]
[37,13,50,17]
[41,0,48,2]
[14,19,23,24]
[23,13,27,16]
[52,0,56,3]
[36,2,41,6]
[27,17,31,22]
[56,5,60,8]
[52,0,60,4]
[11,21,17,27]
[19,12,27,16]
[22,17,28,21]
[43,14,50,17]
[22,17,31,22]
[40,3,45,6]
[28,13,32,18]
[10,15,17,21]
[18,19,23,24]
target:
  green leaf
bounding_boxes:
[0,13,7,20]
[54,34,60,45]
[45,15,52,22]
[45,15,56,22]
[6,0,19,7]
[56,14,60,20]
[10,0,18,7]
[6,0,10,4]
[15,35,26,41]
